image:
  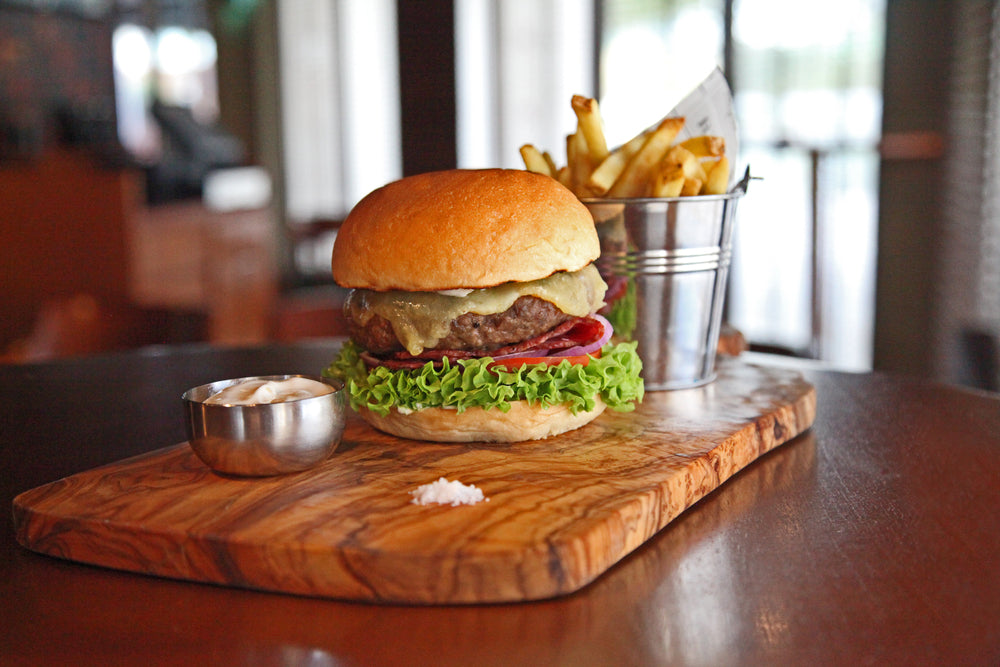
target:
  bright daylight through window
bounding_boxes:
[599,0,885,370]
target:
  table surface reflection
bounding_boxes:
[1,341,998,666]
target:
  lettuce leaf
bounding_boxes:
[604,276,637,341]
[323,340,644,417]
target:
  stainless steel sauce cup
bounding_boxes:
[182,375,346,476]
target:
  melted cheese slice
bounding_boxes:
[353,264,607,355]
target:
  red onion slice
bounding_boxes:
[556,313,613,357]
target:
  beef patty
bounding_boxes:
[344,293,573,355]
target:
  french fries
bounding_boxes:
[606,117,685,197]
[585,132,646,196]
[521,95,731,199]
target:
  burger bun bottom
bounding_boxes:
[358,398,608,443]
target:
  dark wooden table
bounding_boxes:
[2,342,998,666]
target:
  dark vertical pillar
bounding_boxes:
[874,2,955,377]
[396,0,457,175]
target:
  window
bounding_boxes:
[729,0,884,369]
[600,0,886,370]
[455,0,596,170]
[112,22,220,162]
[276,0,400,222]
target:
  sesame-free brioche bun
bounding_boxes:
[358,397,608,443]
[332,169,599,291]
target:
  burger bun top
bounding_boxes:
[332,169,599,291]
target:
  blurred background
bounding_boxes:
[1,0,997,392]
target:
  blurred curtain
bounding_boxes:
[877,0,1000,388]
[276,0,401,223]
[937,1,1000,386]
[455,0,596,170]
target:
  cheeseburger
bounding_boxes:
[323,168,643,442]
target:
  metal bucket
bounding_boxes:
[583,173,748,390]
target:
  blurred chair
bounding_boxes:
[272,285,350,342]
[1,294,205,363]
[960,327,1000,392]
[272,218,350,342]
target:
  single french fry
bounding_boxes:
[702,156,730,194]
[585,132,647,196]
[565,133,579,190]
[679,135,725,158]
[520,144,553,176]
[542,151,558,176]
[566,129,592,196]
[584,152,628,196]
[653,165,685,197]
[681,177,703,196]
[571,95,610,164]
[663,145,707,182]
[556,165,572,189]
[607,117,686,197]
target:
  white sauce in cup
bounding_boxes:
[203,378,334,405]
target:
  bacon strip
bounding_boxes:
[361,317,604,371]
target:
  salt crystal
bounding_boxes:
[410,477,488,507]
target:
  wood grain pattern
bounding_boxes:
[13,361,815,604]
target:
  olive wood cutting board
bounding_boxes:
[13,360,815,604]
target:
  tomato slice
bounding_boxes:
[488,349,600,371]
